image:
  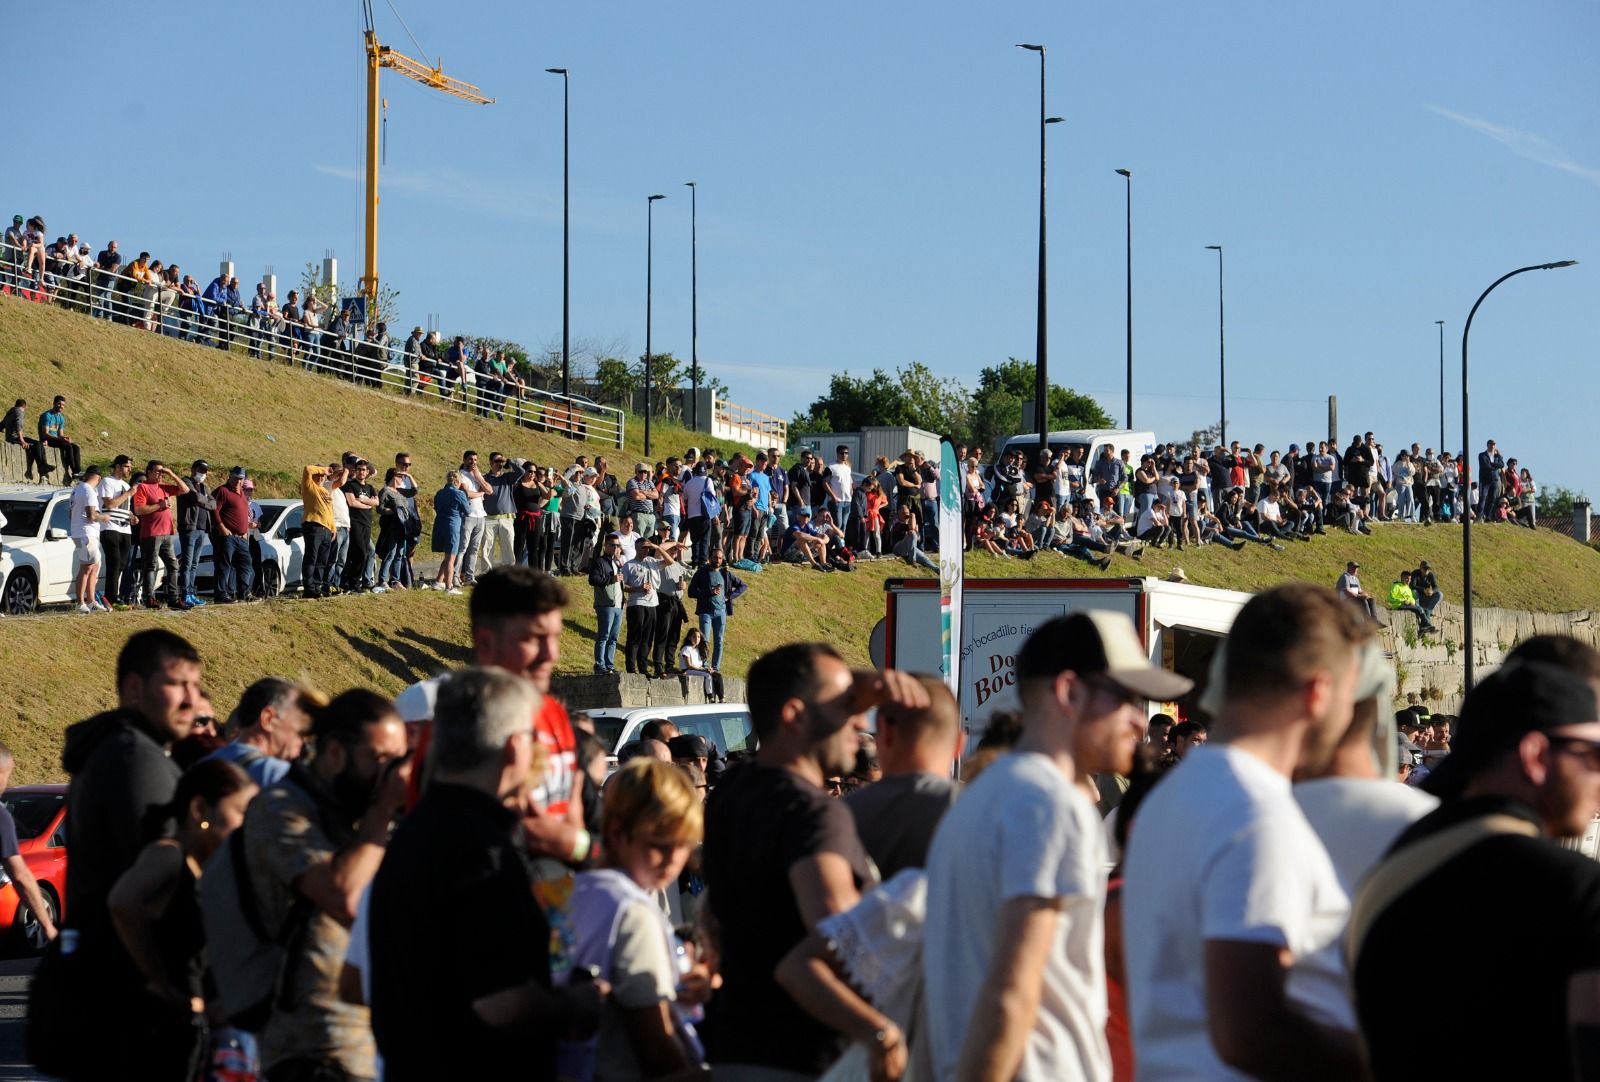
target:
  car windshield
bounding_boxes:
[593,717,627,753]
[257,504,286,532]
[0,500,46,538]
[1,791,63,840]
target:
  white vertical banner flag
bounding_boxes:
[938,439,964,700]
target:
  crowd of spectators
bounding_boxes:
[27,580,1600,1081]
[2,214,554,422]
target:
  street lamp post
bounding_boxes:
[686,181,698,432]
[1017,44,1063,451]
[644,194,666,457]
[1460,259,1578,691]
[545,68,570,401]
[1116,168,1132,428]
[1434,319,1444,454]
[1204,245,1226,446]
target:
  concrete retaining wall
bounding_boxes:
[552,672,748,712]
[1382,599,1598,713]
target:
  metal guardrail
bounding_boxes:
[0,252,627,449]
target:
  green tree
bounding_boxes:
[790,369,912,433]
[594,356,636,405]
[1537,485,1589,518]
[968,358,1114,453]
[899,361,970,439]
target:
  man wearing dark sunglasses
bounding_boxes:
[1352,645,1600,1082]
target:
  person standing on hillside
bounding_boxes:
[457,451,490,586]
[824,445,855,541]
[68,463,109,614]
[481,453,522,569]
[177,459,216,609]
[299,462,340,599]
[98,455,135,609]
[210,466,255,603]
[342,460,381,593]
[37,394,81,482]
[134,461,190,610]
[590,533,626,675]
[688,548,747,675]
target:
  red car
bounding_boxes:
[0,783,67,954]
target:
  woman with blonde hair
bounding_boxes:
[563,760,709,1080]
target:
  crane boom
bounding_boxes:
[361,28,493,303]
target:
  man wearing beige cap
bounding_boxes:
[624,462,660,539]
[925,611,1192,1082]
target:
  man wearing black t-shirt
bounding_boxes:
[702,643,929,1079]
[341,461,380,592]
[1352,655,1600,1081]
[787,450,815,518]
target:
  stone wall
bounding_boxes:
[1382,599,1599,713]
[553,672,748,712]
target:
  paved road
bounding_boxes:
[0,957,47,1082]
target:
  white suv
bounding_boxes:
[0,483,221,614]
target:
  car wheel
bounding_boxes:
[3,568,37,615]
[14,884,57,955]
[260,561,282,599]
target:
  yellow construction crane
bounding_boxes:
[360,0,493,304]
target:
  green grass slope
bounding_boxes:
[0,294,763,511]
[0,561,900,782]
[966,519,1600,613]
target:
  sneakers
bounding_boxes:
[75,603,92,614]
[185,594,208,608]
[446,587,464,595]
[91,599,110,612]
[371,585,389,594]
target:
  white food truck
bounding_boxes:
[872,576,1250,737]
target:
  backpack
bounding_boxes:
[731,558,763,574]
[200,806,312,1030]
[699,483,722,520]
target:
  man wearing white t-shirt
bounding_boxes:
[98,455,136,608]
[457,451,490,586]
[824,445,855,541]
[1124,583,1368,1081]
[68,464,109,613]
[925,611,1193,1082]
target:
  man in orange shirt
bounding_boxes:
[300,462,344,598]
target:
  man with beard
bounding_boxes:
[1124,584,1368,1082]
[702,643,928,1079]
[242,688,409,1082]
[30,630,200,1079]
[924,613,1192,1082]
[1351,645,1600,1081]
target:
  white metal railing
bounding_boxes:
[0,253,626,449]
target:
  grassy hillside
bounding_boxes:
[0,561,901,782]
[0,295,764,512]
[966,519,1600,614]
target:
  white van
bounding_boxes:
[588,703,754,765]
[997,429,1158,480]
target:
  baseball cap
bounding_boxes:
[1016,611,1194,701]
[82,463,102,479]
[668,733,712,761]
[242,480,255,492]
[1422,661,1600,796]
[229,466,248,480]
[394,679,438,724]
[635,463,650,474]
[192,459,210,473]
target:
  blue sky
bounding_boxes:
[11,2,1597,489]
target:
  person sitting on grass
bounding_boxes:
[889,503,937,572]
[782,509,832,572]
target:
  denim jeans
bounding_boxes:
[217,534,254,599]
[827,499,851,540]
[329,526,350,588]
[698,611,728,671]
[594,606,622,672]
[179,529,208,597]
[301,522,333,595]
[377,534,407,585]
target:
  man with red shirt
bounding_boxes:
[132,460,190,609]
[212,466,255,602]
[399,565,586,977]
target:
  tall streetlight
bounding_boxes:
[1017,43,1063,451]
[1460,259,1578,691]
[1204,245,1226,446]
[685,181,699,432]
[1116,168,1132,428]
[644,194,667,457]
[1434,319,1445,454]
[545,68,570,401]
